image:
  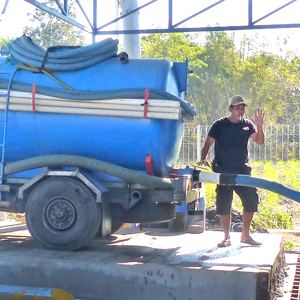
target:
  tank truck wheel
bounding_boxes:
[95,221,124,237]
[25,177,101,251]
[111,202,176,223]
[94,202,124,237]
[168,213,188,232]
[111,222,124,234]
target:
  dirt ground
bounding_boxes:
[274,232,300,252]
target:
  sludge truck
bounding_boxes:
[0,35,203,250]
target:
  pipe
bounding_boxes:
[120,0,141,59]
[118,51,129,63]
[193,170,300,203]
[131,190,142,201]
[4,155,173,190]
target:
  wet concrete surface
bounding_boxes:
[0,221,286,300]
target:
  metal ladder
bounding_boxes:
[0,70,17,191]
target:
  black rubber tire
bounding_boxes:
[168,213,188,232]
[111,202,176,223]
[95,222,124,237]
[111,221,124,234]
[25,177,100,251]
[95,203,123,237]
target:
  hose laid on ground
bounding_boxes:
[3,155,173,190]
[194,170,300,202]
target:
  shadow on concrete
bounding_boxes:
[0,223,28,234]
[0,223,281,274]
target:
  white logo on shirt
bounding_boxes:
[243,127,249,130]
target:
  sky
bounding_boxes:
[1,0,300,55]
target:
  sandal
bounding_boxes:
[217,237,231,247]
[240,237,262,246]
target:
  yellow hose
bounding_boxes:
[17,65,73,90]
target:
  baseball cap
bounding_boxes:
[229,95,247,107]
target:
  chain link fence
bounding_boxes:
[178,124,300,166]
[177,124,300,230]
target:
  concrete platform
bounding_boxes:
[0,221,285,300]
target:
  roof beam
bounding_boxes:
[75,0,94,30]
[94,23,300,35]
[2,0,300,37]
[96,0,157,31]
[1,0,10,14]
[23,0,91,33]
[253,0,297,25]
[172,0,225,28]
[53,0,67,15]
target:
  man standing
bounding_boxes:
[198,95,265,247]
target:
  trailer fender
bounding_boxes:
[18,167,105,202]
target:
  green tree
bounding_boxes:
[23,0,85,49]
[189,31,244,124]
[0,37,11,52]
[141,33,207,121]
[141,33,204,65]
[141,31,300,125]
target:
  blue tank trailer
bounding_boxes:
[0,36,299,251]
[0,36,203,250]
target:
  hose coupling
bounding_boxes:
[118,52,129,63]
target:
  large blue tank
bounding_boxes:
[0,49,195,177]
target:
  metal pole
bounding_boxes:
[282,125,284,161]
[275,125,278,164]
[248,0,253,26]
[270,125,272,161]
[258,132,261,161]
[292,125,296,159]
[187,127,190,164]
[253,137,255,162]
[120,0,141,58]
[92,0,97,44]
[197,124,200,161]
[168,0,173,29]
[115,0,120,41]
[287,125,289,161]
[64,0,68,15]
[264,125,267,162]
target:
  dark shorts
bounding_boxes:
[216,185,259,215]
[213,163,259,215]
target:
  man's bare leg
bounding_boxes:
[220,214,231,239]
[240,211,262,245]
[241,211,254,240]
[217,214,232,247]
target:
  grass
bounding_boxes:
[203,160,300,250]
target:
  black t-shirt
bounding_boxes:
[208,117,256,172]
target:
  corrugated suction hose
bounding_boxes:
[194,170,300,202]
[3,155,173,190]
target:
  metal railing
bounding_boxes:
[178,124,300,165]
